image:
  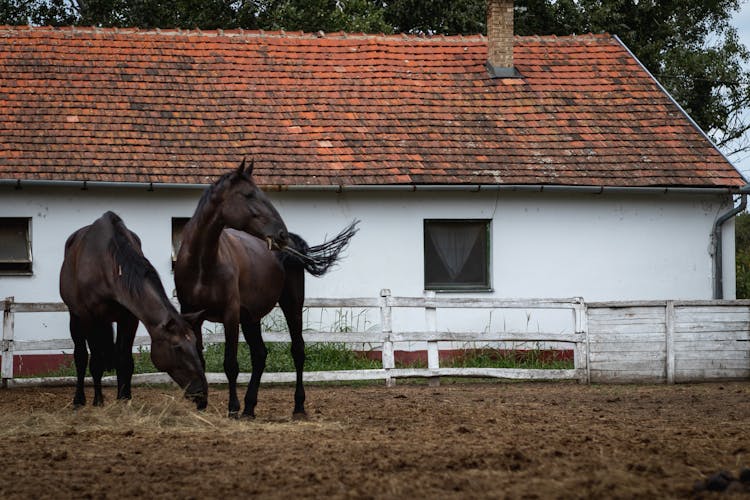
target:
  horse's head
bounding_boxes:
[216,159,289,249]
[150,313,208,410]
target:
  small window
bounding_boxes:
[424,219,490,291]
[0,218,32,275]
[171,217,190,269]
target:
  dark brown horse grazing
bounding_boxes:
[60,211,208,409]
[175,159,357,418]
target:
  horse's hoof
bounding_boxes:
[73,402,85,410]
[240,412,255,421]
[228,411,240,419]
[292,411,308,421]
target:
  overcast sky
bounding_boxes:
[730,1,750,180]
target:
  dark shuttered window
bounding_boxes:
[0,218,32,274]
[171,217,190,269]
[424,219,490,291]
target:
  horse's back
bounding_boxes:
[59,212,136,319]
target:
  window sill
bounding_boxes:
[425,287,494,294]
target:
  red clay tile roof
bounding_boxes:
[0,26,744,188]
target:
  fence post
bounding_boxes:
[379,289,395,387]
[424,291,440,387]
[665,300,675,384]
[572,297,590,384]
[2,297,15,387]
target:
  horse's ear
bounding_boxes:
[160,317,178,332]
[182,309,207,329]
[236,158,253,177]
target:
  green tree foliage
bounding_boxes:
[735,212,750,298]
[0,0,75,25]
[0,0,28,24]
[253,0,392,33]
[10,0,392,33]
[2,0,749,156]
[383,0,485,35]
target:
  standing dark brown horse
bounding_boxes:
[174,159,357,418]
[60,211,208,409]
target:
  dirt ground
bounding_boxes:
[0,380,748,499]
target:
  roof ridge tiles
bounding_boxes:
[0,24,612,45]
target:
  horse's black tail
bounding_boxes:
[281,220,359,277]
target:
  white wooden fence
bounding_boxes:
[2,290,587,387]
[587,300,750,382]
[3,293,749,388]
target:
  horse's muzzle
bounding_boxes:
[185,378,208,410]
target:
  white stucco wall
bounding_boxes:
[0,183,738,344]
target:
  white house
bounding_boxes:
[0,1,747,371]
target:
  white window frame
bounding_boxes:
[423,218,491,292]
[0,217,33,275]
[171,217,190,270]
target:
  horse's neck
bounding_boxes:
[182,201,225,272]
[118,281,175,330]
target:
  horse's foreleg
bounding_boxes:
[89,353,106,406]
[240,318,265,419]
[223,320,241,418]
[183,312,207,371]
[115,315,138,400]
[194,324,206,371]
[70,314,88,408]
[89,322,113,406]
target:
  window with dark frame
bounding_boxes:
[171,217,190,269]
[0,218,32,275]
[424,219,490,291]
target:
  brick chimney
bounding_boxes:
[486,0,520,77]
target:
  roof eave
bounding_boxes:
[3,178,747,195]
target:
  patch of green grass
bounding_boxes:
[21,346,160,378]
[396,357,426,369]
[202,342,381,372]
[28,343,571,378]
[448,346,573,369]
[29,358,77,378]
[132,347,159,373]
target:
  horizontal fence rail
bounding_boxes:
[3,294,750,388]
[2,291,587,387]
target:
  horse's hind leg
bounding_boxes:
[89,321,114,406]
[115,315,138,400]
[279,277,306,418]
[240,313,266,419]
[287,317,306,417]
[70,314,88,408]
